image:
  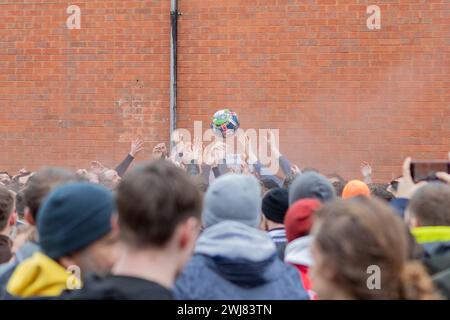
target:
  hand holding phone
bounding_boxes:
[396,158,428,199]
[436,172,450,184]
[410,160,450,183]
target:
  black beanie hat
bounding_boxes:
[262,188,289,224]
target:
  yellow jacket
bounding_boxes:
[412,226,450,244]
[7,252,81,297]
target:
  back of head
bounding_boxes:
[327,174,345,184]
[23,167,79,220]
[289,172,336,205]
[408,183,450,227]
[262,188,289,224]
[203,173,261,228]
[10,172,33,190]
[15,190,26,218]
[342,180,371,200]
[260,177,280,192]
[0,172,12,186]
[117,160,202,247]
[332,180,346,198]
[190,175,209,193]
[0,185,15,231]
[302,167,319,174]
[98,169,120,190]
[314,197,440,299]
[37,182,115,259]
[369,183,394,202]
[6,181,23,194]
[285,198,321,242]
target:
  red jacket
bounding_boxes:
[291,263,317,300]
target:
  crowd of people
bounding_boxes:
[0,136,449,300]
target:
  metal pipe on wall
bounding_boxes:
[169,0,179,149]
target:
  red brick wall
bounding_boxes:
[0,0,170,171]
[1,0,449,182]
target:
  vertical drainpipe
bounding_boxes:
[170,0,179,149]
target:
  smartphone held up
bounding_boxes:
[410,160,450,183]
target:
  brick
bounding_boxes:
[0,0,448,182]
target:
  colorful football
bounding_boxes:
[211,109,240,138]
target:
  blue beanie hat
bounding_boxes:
[289,172,336,205]
[37,182,116,259]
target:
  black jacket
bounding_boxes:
[60,274,173,300]
[422,241,450,299]
[433,268,450,299]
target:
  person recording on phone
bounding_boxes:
[384,156,450,298]
[389,157,450,218]
[405,179,450,299]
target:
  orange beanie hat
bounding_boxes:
[342,180,371,199]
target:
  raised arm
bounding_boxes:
[360,161,373,184]
[115,137,144,177]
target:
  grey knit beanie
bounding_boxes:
[289,171,336,205]
[202,174,261,228]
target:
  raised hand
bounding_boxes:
[241,162,251,175]
[90,161,106,175]
[396,157,427,199]
[261,130,281,159]
[182,142,195,164]
[241,135,258,165]
[360,161,372,177]
[192,137,203,164]
[291,164,301,175]
[130,137,144,158]
[204,142,224,167]
[436,172,450,184]
[360,161,373,184]
[173,132,185,155]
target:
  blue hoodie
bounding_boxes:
[174,221,309,300]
